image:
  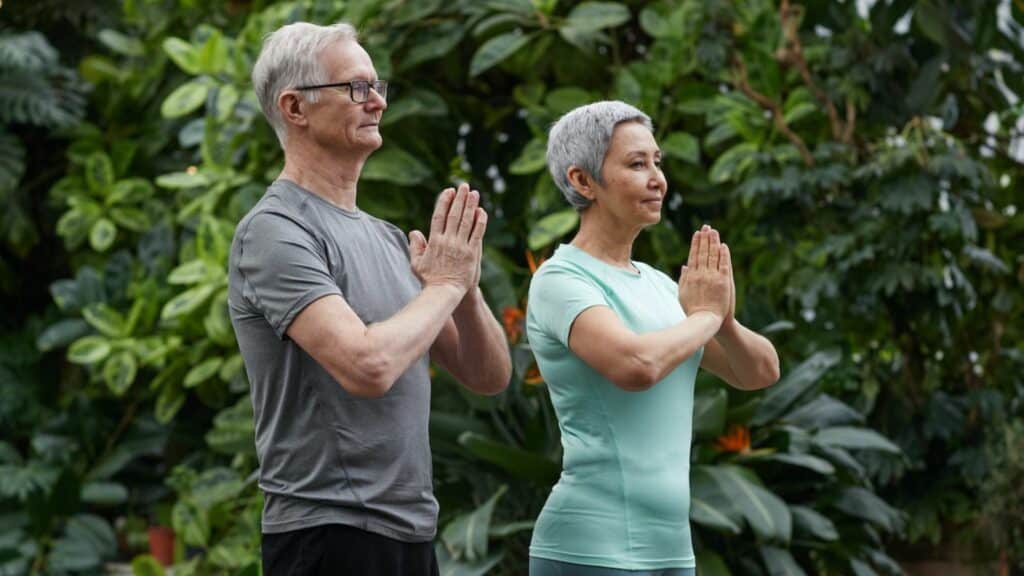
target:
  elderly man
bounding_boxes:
[228,21,512,576]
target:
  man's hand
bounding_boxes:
[409,183,487,295]
[678,224,731,321]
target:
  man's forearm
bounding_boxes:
[449,288,512,394]
[714,320,781,390]
[364,284,465,386]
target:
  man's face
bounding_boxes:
[305,40,387,155]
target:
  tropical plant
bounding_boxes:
[5,0,1020,574]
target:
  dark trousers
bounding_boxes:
[262,524,439,576]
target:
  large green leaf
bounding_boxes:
[469,31,531,77]
[508,137,547,175]
[690,496,742,534]
[441,485,506,562]
[380,88,448,126]
[361,147,432,185]
[696,465,791,543]
[692,386,727,440]
[156,171,210,189]
[168,260,213,285]
[751,349,841,425]
[156,382,186,424]
[738,452,835,476]
[527,208,578,250]
[172,500,210,546]
[564,2,631,32]
[161,284,216,321]
[400,21,465,70]
[36,318,91,352]
[195,30,228,74]
[184,356,223,388]
[782,394,864,430]
[80,481,128,505]
[760,545,808,576]
[84,152,114,194]
[813,426,901,454]
[98,29,144,57]
[709,142,758,184]
[190,467,245,509]
[131,555,167,576]
[790,505,838,541]
[103,350,138,396]
[662,132,701,164]
[67,335,111,365]
[161,81,209,119]
[831,487,903,532]
[82,304,126,338]
[696,550,733,576]
[163,37,200,74]
[457,432,559,484]
[88,217,117,252]
[435,543,503,576]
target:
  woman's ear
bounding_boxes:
[567,166,596,201]
[278,90,308,128]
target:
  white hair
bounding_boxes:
[251,22,359,148]
[546,101,654,211]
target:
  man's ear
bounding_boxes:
[278,91,308,128]
[566,166,596,201]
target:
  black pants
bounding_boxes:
[262,524,439,576]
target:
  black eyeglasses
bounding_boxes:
[294,79,388,103]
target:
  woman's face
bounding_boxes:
[591,121,667,227]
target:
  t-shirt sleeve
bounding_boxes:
[235,212,342,339]
[527,264,608,348]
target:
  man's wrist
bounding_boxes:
[423,282,467,303]
[453,285,483,316]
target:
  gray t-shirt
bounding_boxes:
[227,179,437,541]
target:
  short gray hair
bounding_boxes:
[252,22,359,148]
[546,101,653,211]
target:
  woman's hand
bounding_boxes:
[678,225,732,321]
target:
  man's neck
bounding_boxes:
[279,143,367,211]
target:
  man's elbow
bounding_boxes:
[333,353,397,398]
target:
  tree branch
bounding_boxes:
[776,0,854,145]
[732,55,815,167]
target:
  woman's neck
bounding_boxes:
[570,209,643,270]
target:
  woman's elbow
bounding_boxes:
[610,359,660,392]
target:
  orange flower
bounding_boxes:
[715,425,751,453]
[524,365,544,386]
[502,306,525,343]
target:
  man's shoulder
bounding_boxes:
[235,183,314,240]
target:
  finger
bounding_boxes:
[446,183,469,236]
[470,207,488,244]
[409,230,427,256]
[431,188,455,237]
[709,228,721,270]
[686,230,700,270]
[678,265,688,284]
[699,229,710,270]
[720,242,732,274]
[458,189,480,240]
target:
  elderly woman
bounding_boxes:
[526,101,781,576]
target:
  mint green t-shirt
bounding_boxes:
[526,244,702,570]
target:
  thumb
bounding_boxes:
[409,230,427,257]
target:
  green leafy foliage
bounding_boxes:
[6,0,1022,574]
